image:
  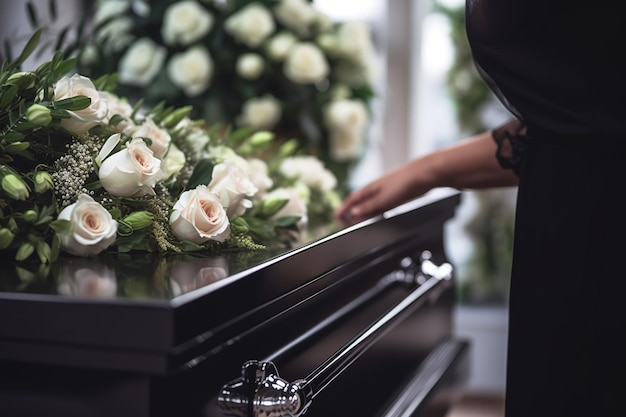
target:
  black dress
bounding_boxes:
[466,1,626,416]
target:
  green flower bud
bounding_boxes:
[23,210,37,223]
[2,174,30,200]
[16,241,35,262]
[229,217,249,233]
[278,139,299,157]
[34,171,54,193]
[248,131,274,146]
[36,240,52,264]
[4,141,30,154]
[26,103,52,127]
[0,228,15,249]
[6,71,36,89]
[259,196,289,218]
[122,210,154,230]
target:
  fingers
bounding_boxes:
[336,183,383,226]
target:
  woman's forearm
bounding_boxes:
[423,130,519,190]
[336,130,518,224]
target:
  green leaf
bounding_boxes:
[2,131,25,141]
[14,120,36,131]
[94,73,118,91]
[117,222,133,236]
[229,126,255,143]
[3,39,13,63]
[130,98,144,119]
[49,0,57,21]
[244,217,274,241]
[26,2,39,28]
[49,219,71,234]
[54,57,77,76]
[0,84,18,108]
[35,40,54,59]
[186,159,215,190]
[53,95,91,110]
[275,215,301,228]
[257,197,289,218]
[14,28,42,67]
[109,207,122,220]
[161,105,192,128]
[35,60,52,76]
[49,108,71,118]
[54,26,70,53]
[108,114,126,127]
[34,204,56,226]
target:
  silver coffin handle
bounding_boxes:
[218,251,453,417]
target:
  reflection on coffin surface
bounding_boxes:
[0,188,469,417]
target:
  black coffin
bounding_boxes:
[0,189,469,417]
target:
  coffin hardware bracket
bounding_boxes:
[217,250,452,417]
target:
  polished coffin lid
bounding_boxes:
[0,189,459,416]
[0,188,461,375]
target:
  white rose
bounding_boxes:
[327,129,364,162]
[280,155,337,191]
[56,194,118,257]
[99,91,134,130]
[323,99,369,161]
[273,0,317,37]
[118,37,167,87]
[159,143,186,180]
[237,95,281,130]
[266,31,297,62]
[167,46,213,97]
[162,1,214,46]
[334,21,379,85]
[263,186,308,230]
[224,3,275,48]
[206,145,246,165]
[236,53,265,80]
[57,258,117,298]
[314,10,334,32]
[336,21,375,63]
[94,1,130,25]
[208,161,258,218]
[53,74,108,133]
[186,128,211,156]
[284,42,329,84]
[247,158,273,197]
[316,33,339,57]
[126,118,171,158]
[174,117,210,155]
[98,137,162,197]
[96,17,135,52]
[170,257,228,295]
[170,185,230,244]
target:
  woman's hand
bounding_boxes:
[336,130,519,226]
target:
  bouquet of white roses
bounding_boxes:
[0,29,341,264]
[72,0,379,191]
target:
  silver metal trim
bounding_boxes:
[218,252,454,417]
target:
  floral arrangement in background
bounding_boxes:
[72,0,379,192]
[0,29,341,264]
